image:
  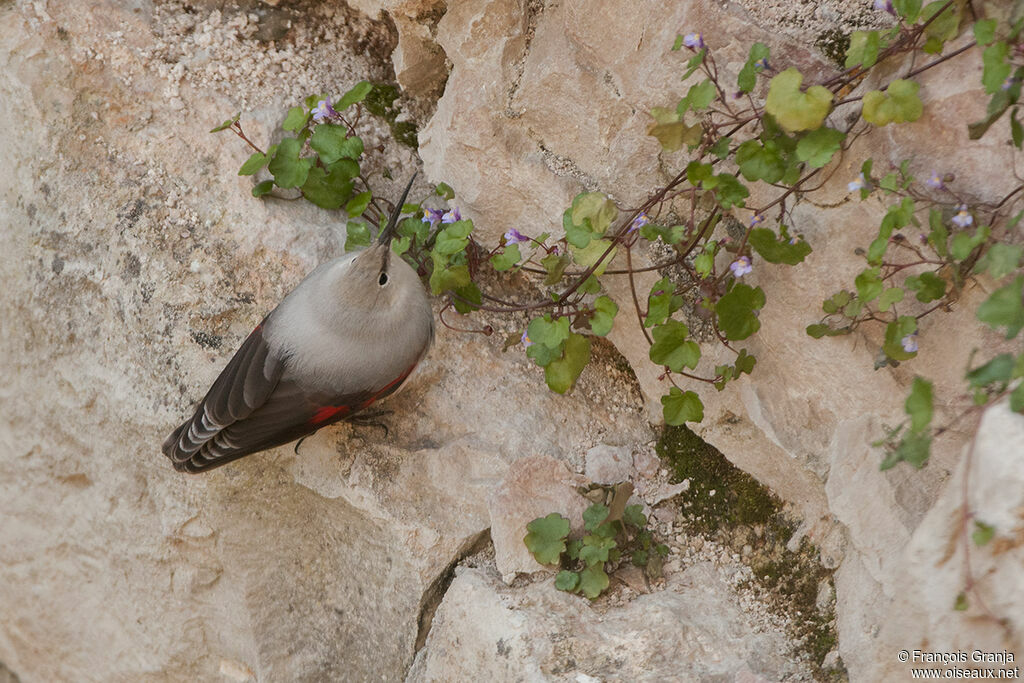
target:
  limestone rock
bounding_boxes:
[409,564,812,681]
[488,455,590,582]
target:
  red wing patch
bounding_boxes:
[311,404,351,424]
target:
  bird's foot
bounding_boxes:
[349,409,392,437]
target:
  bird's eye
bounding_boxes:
[378,271,389,286]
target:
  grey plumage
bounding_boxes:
[163,175,433,473]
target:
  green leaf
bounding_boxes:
[951,224,990,261]
[571,239,615,274]
[640,222,685,245]
[694,251,714,278]
[735,140,785,183]
[796,127,845,168]
[920,0,961,54]
[905,376,933,433]
[649,320,701,371]
[541,252,570,286]
[578,565,610,599]
[310,124,364,165]
[737,42,770,93]
[822,290,852,314]
[883,315,918,361]
[682,49,706,79]
[337,80,373,110]
[645,277,683,327]
[893,0,921,22]
[544,333,591,394]
[555,571,580,592]
[662,388,704,425]
[904,271,947,303]
[523,513,570,565]
[590,296,618,336]
[966,354,1015,388]
[713,173,749,209]
[252,180,274,198]
[878,287,905,312]
[268,137,313,189]
[748,228,812,265]
[846,30,881,69]
[579,534,617,566]
[678,79,717,115]
[583,504,610,532]
[1013,108,1024,149]
[344,221,372,251]
[345,191,373,218]
[977,276,1024,339]
[764,68,834,133]
[571,192,618,235]
[434,220,472,255]
[528,315,570,350]
[434,182,455,200]
[710,136,732,159]
[452,282,482,314]
[953,592,969,611]
[974,19,997,46]
[880,430,932,470]
[490,243,522,272]
[972,521,995,547]
[623,504,647,528]
[282,106,309,132]
[238,152,269,176]
[648,111,702,151]
[983,43,1012,95]
[210,112,240,133]
[301,164,356,209]
[428,259,471,296]
[928,208,949,259]
[862,80,923,125]
[715,283,765,340]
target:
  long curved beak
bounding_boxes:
[378,173,417,246]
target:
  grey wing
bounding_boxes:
[170,380,376,473]
[162,321,287,471]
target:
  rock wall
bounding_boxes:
[2,0,1022,681]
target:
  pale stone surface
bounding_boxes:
[6,0,1024,680]
[413,0,1024,679]
[583,443,633,484]
[0,1,651,681]
[488,455,590,582]
[408,564,809,682]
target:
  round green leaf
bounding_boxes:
[661,387,704,425]
[862,80,923,126]
[764,68,834,133]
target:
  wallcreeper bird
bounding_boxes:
[163,175,434,473]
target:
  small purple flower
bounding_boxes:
[422,207,446,226]
[788,235,800,245]
[750,213,764,227]
[951,205,973,229]
[925,171,944,190]
[873,0,895,14]
[311,98,338,123]
[504,228,530,244]
[901,333,918,353]
[848,172,868,193]
[754,58,770,70]
[629,213,651,233]
[682,32,704,49]
[1002,77,1017,91]
[521,329,533,347]
[730,255,753,278]
[441,207,462,224]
